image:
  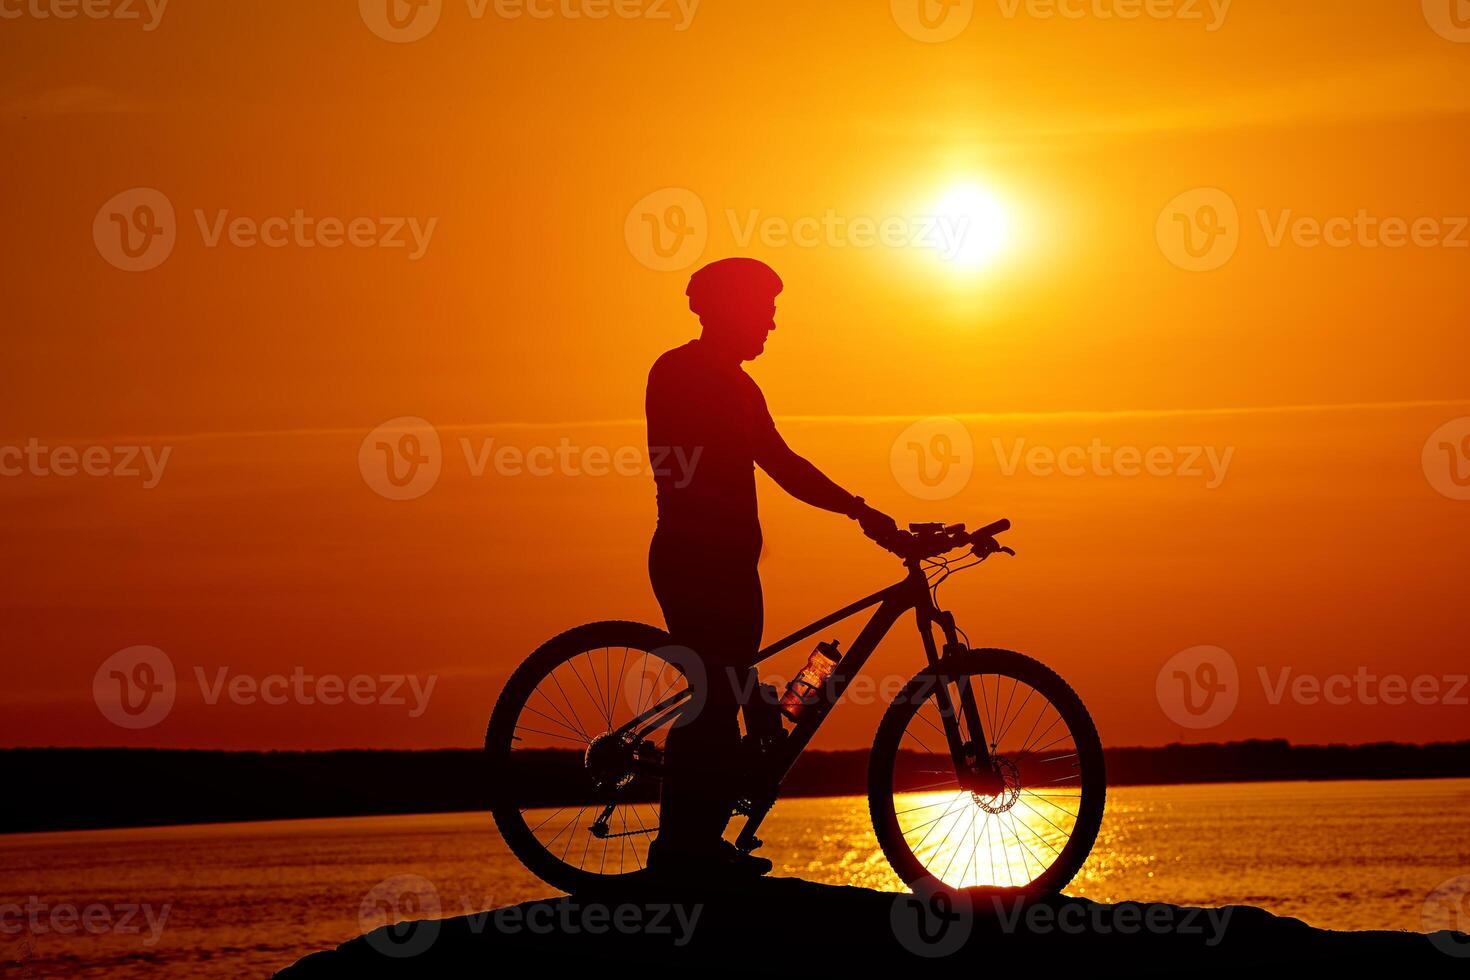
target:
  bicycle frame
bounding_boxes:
[610,555,995,853]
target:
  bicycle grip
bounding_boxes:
[974,518,1011,540]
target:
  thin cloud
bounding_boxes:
[2,84,148,119]
[12,398,1470,445]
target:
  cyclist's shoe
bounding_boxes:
[647,838,773,880]
[717,840,774,877]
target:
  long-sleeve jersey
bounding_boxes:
[646,339,858,557]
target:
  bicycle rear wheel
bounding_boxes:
[868,648,1105,895]
[485,621,691,893]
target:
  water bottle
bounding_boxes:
[780,640,842,722]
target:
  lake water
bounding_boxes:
[3,779,1469,977]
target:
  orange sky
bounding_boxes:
[3,0,1469,750]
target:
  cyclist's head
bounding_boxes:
[686,257,782,361]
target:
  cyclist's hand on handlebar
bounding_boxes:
[853,501,899,544]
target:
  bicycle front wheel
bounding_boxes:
[868,648,1105,895]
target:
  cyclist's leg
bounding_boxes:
[649,535,762,851]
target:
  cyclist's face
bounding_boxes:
[712,293,778,361]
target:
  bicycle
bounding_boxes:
[484,519,1105,895]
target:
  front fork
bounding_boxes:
[921,599,1002,796]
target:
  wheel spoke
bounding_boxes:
[568,655,611,729]
[520,702,588,743]
[513,724,584,744]
[547,667,590,742]
[994,685,1035,747]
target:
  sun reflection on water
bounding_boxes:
[894,788,1080,889]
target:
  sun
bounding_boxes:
[931,184,1011,271]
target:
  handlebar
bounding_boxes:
[871,518,1014,562]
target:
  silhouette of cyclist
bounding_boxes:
[645,257,898,877]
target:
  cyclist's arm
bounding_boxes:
[754,422,864,517]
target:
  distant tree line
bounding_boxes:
[4,739,1468,834]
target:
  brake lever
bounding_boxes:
[970,539,1016,561]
